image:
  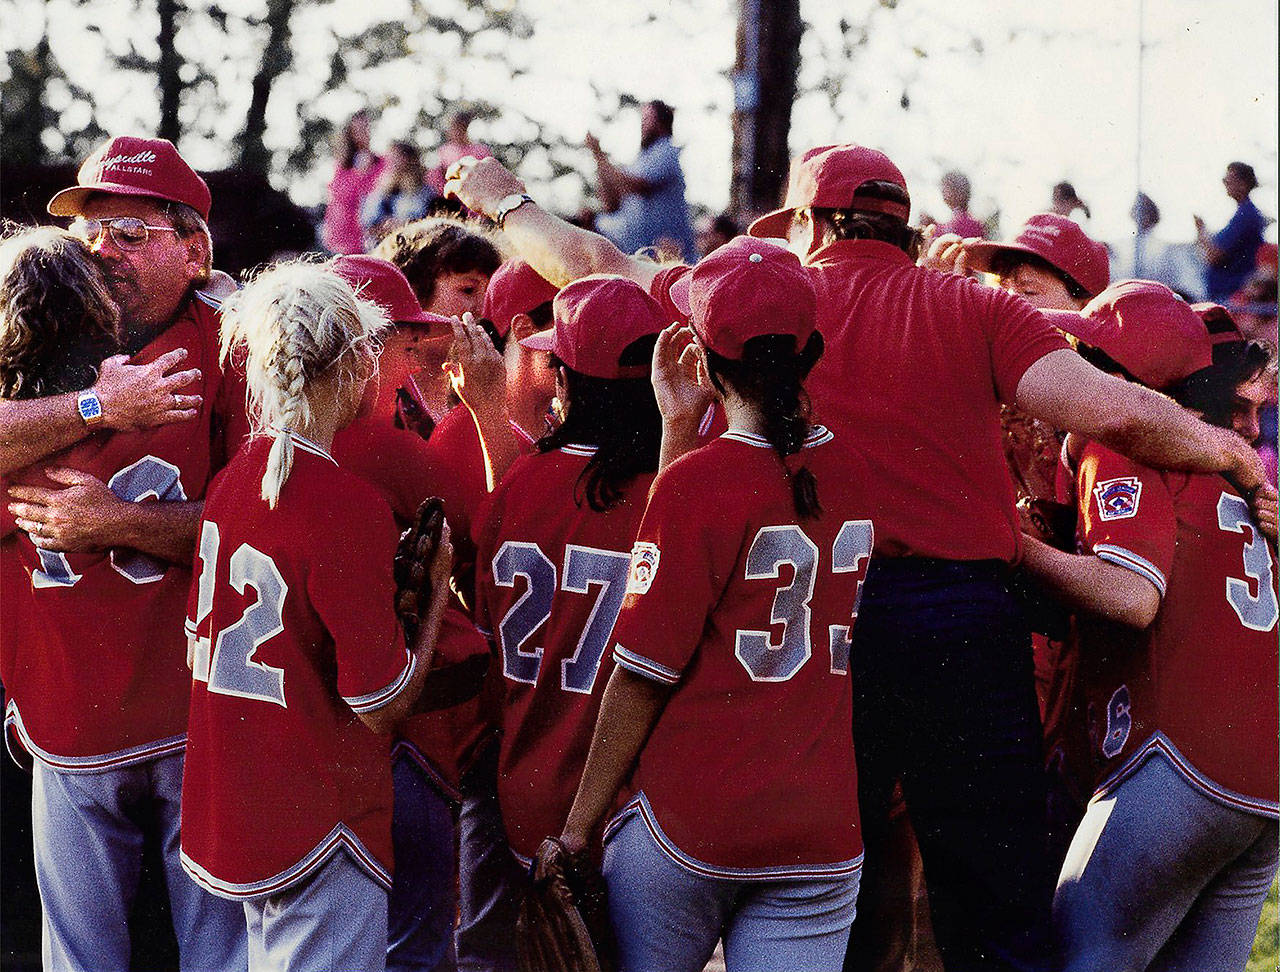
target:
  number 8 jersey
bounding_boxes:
[606,427,873,879]
[180,436,415,898]
[1074,441,1278,817]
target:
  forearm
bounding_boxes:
[593,154,623,212]
[0,396,89,475]
[1021,535,1159,628]
[501,204,660,290]
[367,581,452,732]
[469,404,521,492]
[1019,349,1265,491]
[562,667,671,846]
[106,500,204,563]
[657,417,702,473]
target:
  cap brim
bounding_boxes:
[1040,307,1104,348]
[961,240,1034,275]
[518,328,556,352]
[669,272,693,317]
[396,311,453,328]
[747,208,793,240]
[48,183,182,217]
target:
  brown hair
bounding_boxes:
[372,216,504,307]
[0,224,120,398]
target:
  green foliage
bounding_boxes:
[1248,875,1278,972]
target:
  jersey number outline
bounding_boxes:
[736,520,874,682]
[189,521,289,707]
[492,541,632,694]
[33,455,188,588]
[1216,492,1278,632]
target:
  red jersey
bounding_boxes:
[181,436,414,897]
[337,406,504,794]
[801,240,1067,561]
[2,293,248,769]
[1075,442,1278,816]
[474,445,654,862]
[424,404,538,583]
[332,418,446,525]
[607,428,873,878]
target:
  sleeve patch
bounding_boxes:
[626,542,661,595]
[1093,476,1142,521]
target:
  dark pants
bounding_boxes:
[844,558,1054,972]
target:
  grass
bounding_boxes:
[1248,876,1278,972]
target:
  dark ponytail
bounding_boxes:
[705,330,826,518]
[537,335,662,512]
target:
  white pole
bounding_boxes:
[1134,0,1146,275]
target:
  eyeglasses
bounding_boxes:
[70,216,179,251]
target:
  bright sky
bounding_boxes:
[11,0,1277,256]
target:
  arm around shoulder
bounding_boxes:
[1016,348,1265,495]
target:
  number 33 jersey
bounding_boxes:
[1075,442,1278,816]
[180,437,414,898]
[608,428,874,879]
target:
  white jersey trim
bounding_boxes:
[1093,543,1168,597]
[4,700,186,773]
[268,427,338,466]
[604,792,864,881]
[1092,731,1278,819]
[612,644,681,685]
[181,824,392,899]
[559,444,598,457]
[720,425,832,449]
[193,288,223,310]
[343,649,416,713]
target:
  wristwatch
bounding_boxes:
[76,390,104,427]
[494,192,535,228]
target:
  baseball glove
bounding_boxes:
[517,838,617,972]
[394,496,447,645]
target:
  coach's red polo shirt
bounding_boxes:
[802,239,1068,562]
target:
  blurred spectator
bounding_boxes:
[1115,192,1202,297]
[695,211,739,257]
[588,99,696,262]
[322,110,385,254]
[361,141,438,249]
[937,170,985,238]
[1050,181,1090,220]
[1195,161,1267,303]
[430,111,493,196]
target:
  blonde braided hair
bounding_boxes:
[219,260,388,507]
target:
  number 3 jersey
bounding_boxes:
[473,445,654,863]
[180,436,414,898]
[2,294,248,769]
[607,428,873,879]
[1074,442,1278,816]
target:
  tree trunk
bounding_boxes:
[730,0,802,219]
[236,0,295,177]
[157,0,182,143]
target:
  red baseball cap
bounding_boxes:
[965,213,1110,297]
[748,144,909,240]
[48,136,213,220]
[671,237,817,359]
[520,276,666,379]
[1042,280,1214,390]
[331,255,449,328]
[482,260,559,337]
